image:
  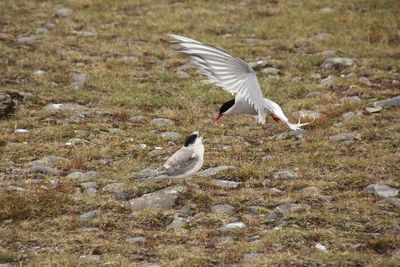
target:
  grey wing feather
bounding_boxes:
[161,148,199,177]
[168,34,267,124]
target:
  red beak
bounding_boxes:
[214,114,223,123]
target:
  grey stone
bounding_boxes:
[167,217,187,230]
[176,70,190,79]
[383,197,400,208]
[315,243,328,252]
[0,92,13,116]
[55,7,72,17]
[330,133,361,142]
[79,209,100,221]
[80,227,99,232]
[301,186,322,196]
[360,76,374,86]
[81,182,97,189]
[365,184,398,198]
[265,212,279,222]
[221,222,246,231]
[127,185,187,210]
[316,50,336,58]
[70,73,87,89]
[6,185,27,192]
[261,67,279,76]
[129,115,145,123]
[44,103,87,112]
[33,70,47,77]
[84,188,97,194]
[319,7,335,13]
[291,76,303,83]
[126,236,146,244]
[292,110,321,120]
[160,131,181,140]
[80,255,100,261]
[17,35,39,45]
[243,252,263,262]
[265,188,282,195]
[365,107,382,113]
[273,170,298,180]
[143,264,160,267]
[198,166,235,177]
[30,164,60,175]
[209,179,242,189]
[73,30,97,37]
[320,57,354,69]
[217,236,233,243]
[28,155,64,166]
[273,203,311,215]
[36,27,49,35]
[65,138,89,146]
[374,96,400,109]
[102,183,125,193]
[342,111,356,120]
[121,56,139,63]
[151,118,175,127]
[66,171,99,182]
[393,250,400,260]
[321,75,335,88]
[211,204,234,214]
[342,96,361,102]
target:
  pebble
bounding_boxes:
[319,7,335,13]
[160,131,181,140]
[272,203,311,215]
[55,7,72,17]
[14,129,29,133]
[80,227,99,232]
[261,67,280,76]
[176,70,190,79]
[198,165,235,177]
[342,111,356,120]
[33,70,47,77]
[382,197,400,208]
[44,103,87,112]
[211,204,235,214]
[127,185,187,210]
[167,217,187,230]
[217,236,234,243]
[129,115,145,123]
[6,185,27,192]
[221,222,246,231]
[80,255,100,261]
[330,133,361,142]
[30,164,60,175]
[393,250,400,260]
[151,118,175,127]
[209,179,242,189]
[73,30,97,37]
[365,107,382,113]
[320,57,354,69]
[301,186,322,196]
[316,50,336,58]
[273,170,298,180]
[65,138,89,146]
[79,209,100,221]
[359,76,374,86]
[81,181,97,189]
[17,35,39,45]
[315,243,328,252]
[364,184,398,198]
[121,56,139,63]
[315,33,332,41]
[126,236,146,244]
[66,171,99,182]
[84,188,97,194]
[243,252,263,262]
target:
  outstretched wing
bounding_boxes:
[161,147,199,177]
[169,34,267,124]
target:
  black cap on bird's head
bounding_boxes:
[215,99,235,123]
[184,131,200,147]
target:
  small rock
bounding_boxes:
[66,171,99,182]
[102,183,125,193]
[273,203,311,215]
[342,111,356,120]
[65,138,88,146]
[36,27,49,35]
[365,106,382,113]
[330,133,361,142]
[73,30,97,37]
[80,255,100,261]
[315,33,332,41]
[249,60,269,70]
[127,185,187,210]
[374,96,400,109]
[176,70,190,79]
[198,166,235,177]
[218,236,233,243]
[129,115,145,123]
[55,7,72,17]
[319,7,335,13]
[81,181,97,189]
[167,217,187,230]
[382,197,400,208]
[33,70,47,77]
[160,131,181,140]
[121,56,139,63]
[14,129,29,133]
[315,243,328,252]
[316,50,336,58]
[265,188,282,195]
[273,170,298,180]
[84,188,97,194]
[80,227,99,232]
[74,187,82,194]
[364,184,398,198]
[211,204,235,214]
[126,236,146,244]
[320,57,354,69]
[321,75,335,88]
[79,209,100,221]
[342,96,361,102]
[17,35,39,45]
[221,222,246,231]
[291,76,303,83]
[44,103,87,112]
[301,186,322,196]
[151,118,175,127]
[393,250,400,260]
[359,77,374,86]
[30,164,60,175]
[209,179,242,189]
[6,185,27,192]
[265,212,279,222]
[243,252,263,262]
[70,73,87,89]
[292,110,321,120]
[261,67,279,76]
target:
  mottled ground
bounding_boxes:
[0,0,399,266]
